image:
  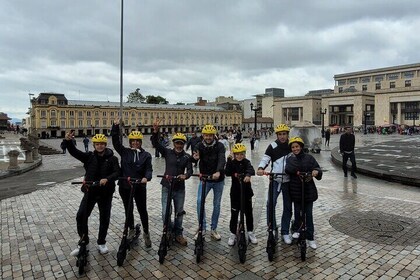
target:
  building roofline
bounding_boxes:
[334,62,420,79]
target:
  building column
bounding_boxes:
[397,102,402,125]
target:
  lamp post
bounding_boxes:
[364,111,370,135]
[320,108,327,138]
[28,93,34,134]
[250,102,259,136]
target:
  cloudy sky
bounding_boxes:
[1,0,420,120]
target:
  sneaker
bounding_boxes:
[98,244,109,254]
[210,230,221,241]
[282,234,292,245]
[70,246,80,256]
[248,231,258,244]
[143,232,152,248]
[228,233,236,246]
[175,235,187,246]
[292,232,300,239]
[307,240,317,249]
[351,173,357,179]
[193,229,206,241]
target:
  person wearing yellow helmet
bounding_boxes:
[286,136,322,249]
[192,124,226,241]
[64,131,120,256]
[111,118,153,248]
[151,120,193,246]
[225,143,257,245]
[256,123,293,245]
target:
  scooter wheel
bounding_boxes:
[299,240,306,261]
[158,252,165,264]
[238,248,246,264]
[195,243,202,263]
[117,249,126,266]
[78,263,84,275]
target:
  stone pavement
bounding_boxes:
[0,134,420,279]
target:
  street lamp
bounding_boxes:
[28,93,34,134]
[320,108,327,138]
[250,102,260,136]
[364,111,370,135]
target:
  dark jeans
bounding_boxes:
[76,191,113,245]
[266,181,293,235]
[229,193,254,233]
[293,201,314,240]
[342,151,357,174]
[119,184,149,234]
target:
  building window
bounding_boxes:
[86,111,91,117]
[375,83,381,90]
[362,85,367,91]
[338,87,343,93]
[79,120,83,127]
[95,111,99,117]
[41,120,47,128]
[69,111,75,117]
[387,73,399,80]
[70,120,75,128]
[50,120,56,126]
[374,75,384,82]
[337,80,346,86]
[291,108,299,121]
[405,112,419,120]
[405,80,411,87]
[41,110,46,118]
[390,81,396,88]
[78,111,83,118]
[50,110,56,118]
[95,120,99,126]
[349,78,358,84]
[103,111,107,117]
[403,71,414,78]
[361,77,371,83]
[110,111,114,117]
[61,120,66,128]
[87,120,91,126]
[103,119,107,126]
[61,111,66,118]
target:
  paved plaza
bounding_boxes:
[0,133,419,279]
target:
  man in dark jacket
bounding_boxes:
[112,118,153,248]
[152,120,193,246]
[186,132,201,167]
[192,124,226,241]
[65,132,120,256]
[339,127,357,178]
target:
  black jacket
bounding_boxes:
[339,133,355,152]
[285,151,322,203]
[151,132,193,190]
[111,124,153,189]
[186,136,201,151]
[225,157,255,199]
[193,140,226,182]
[65,139,120,194]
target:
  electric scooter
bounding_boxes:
[293,171,312,261]
[264,172,286,261]
[116,177,142,266]
[70,180,100,275]
[156,174,179,264]
[192,173,212,263]
[235,173,247,264]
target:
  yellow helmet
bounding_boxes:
[289,136,304,147]
[92,134,107,144]
[232,143,247,153]
[202,124,217,135]
[172,132,187,143]
[275,124,290,133]
[128,131,143,140]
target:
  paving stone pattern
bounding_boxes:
[1,133,420,279]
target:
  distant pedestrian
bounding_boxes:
[339,127,357,178]
[83,136,89,152]
[60,139,67,154]
[325,129,331,147]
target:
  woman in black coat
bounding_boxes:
[285,137,322,249]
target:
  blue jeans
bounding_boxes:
[161,187,185,236]
[196,180,224,231]
[293,202,314,240]
[266,181,293,235]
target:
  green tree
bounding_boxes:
[146,95,169,104]
[127,88,146,103]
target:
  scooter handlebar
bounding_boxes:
[191,173,213,180]
[157,175,181,179]
[118,177,143,184]
[71,181,99,186]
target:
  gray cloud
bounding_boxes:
[1,0,420,119]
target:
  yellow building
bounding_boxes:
[29,93,242,138]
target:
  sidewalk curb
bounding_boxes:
[331,147,420,187]
[0,156,42,180]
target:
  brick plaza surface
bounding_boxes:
[1,134,420,279]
